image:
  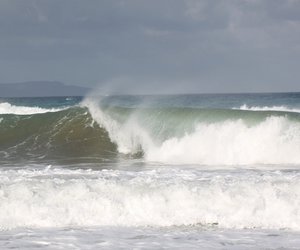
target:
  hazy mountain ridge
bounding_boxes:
[0,81,90,97]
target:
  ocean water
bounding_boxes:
[0,93,300,249]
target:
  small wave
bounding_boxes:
[237,104,300,113]
[0,102,66,115]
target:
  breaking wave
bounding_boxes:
[83,97,300,165]
[1,98,300,165]
[0,167,299,230]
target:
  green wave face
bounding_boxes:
[0,107,117,164]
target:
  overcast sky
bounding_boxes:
[0,0,299,93]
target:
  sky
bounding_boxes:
[0,0,300,94]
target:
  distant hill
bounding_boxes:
[0,81,91,97]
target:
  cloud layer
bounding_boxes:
[0,0,299,93]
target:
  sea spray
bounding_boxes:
[81,97,154,154]
[82,97,300,165]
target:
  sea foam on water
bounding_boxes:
[0,167,299,230]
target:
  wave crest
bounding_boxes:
[83,97,300,165]
[0,102,66,115]
[238,104,300,113]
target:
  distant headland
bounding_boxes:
[0,81,90,97]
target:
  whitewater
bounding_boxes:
[0,93,300,249]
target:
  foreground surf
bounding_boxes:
[0,167,299,230]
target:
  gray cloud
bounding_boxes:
[0,0,299,93]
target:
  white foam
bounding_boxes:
[0,167,300,230]
[146,117,300,165]
[0,102,65,115]
[81,98,154,154]
[83,97,300,165]
[238,104,300,113]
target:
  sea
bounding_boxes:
[0,93,300,249]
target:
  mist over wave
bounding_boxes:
[83,97,300,165]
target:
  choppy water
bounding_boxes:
[1,93,300,249]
